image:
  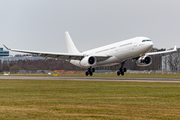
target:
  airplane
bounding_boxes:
[3,31,177,76]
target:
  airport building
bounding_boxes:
[0,54,45,63]
[0,48,9,57]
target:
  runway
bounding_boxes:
[1,76,180,83]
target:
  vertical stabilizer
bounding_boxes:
[65,31,80,53]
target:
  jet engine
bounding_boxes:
[80,56,97,67]
[136,56,152,66]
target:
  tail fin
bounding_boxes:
[65,31,80,53]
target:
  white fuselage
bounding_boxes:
[70,37,153,68]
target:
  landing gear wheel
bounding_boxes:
[117,71,120,76]
[121,72,124,76]
[117,61,127,76]
[85,71,89,76]
[89,72,93,76]
[86,67,95,76]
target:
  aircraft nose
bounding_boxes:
[148,41,153,49]
[150,41,153,46]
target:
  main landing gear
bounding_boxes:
[117,68,127,76]
[117,61,127,76]
[85,67,95,76]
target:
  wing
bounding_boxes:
[3,45,84,60]
[3,45,111,61]
[145,46,177,56]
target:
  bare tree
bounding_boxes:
[168,49,180,72]
[162,55,168,71]
[10,65,22,73]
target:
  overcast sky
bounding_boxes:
[0,0,180,55]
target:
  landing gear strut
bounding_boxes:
[117,61,127,76]
[85,67,95,76]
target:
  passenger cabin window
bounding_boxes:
[142,40,151,42]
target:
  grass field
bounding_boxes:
[0,79,180,119]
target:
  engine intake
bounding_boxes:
[80,56,97,67]
[136,56,152,66]
[88,56,95,65]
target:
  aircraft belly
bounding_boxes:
[96,56,119,66]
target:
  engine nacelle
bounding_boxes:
[80,56,97,67]
[136,56,152,66]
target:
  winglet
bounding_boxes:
[174,45,177,51]
[3,45,11,50]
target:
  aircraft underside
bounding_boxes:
[85,60,127,76]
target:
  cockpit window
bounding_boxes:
[142,39,151,42]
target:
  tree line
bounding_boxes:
[0,48,179,73]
